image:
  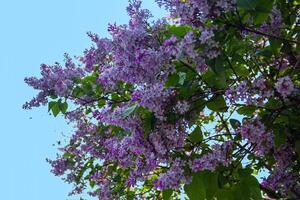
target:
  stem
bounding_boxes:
[223,53,242,82]
[217,112,233,140]
[228,23,300,45]
[260,184,283,199]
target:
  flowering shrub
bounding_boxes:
[24,0,300,199]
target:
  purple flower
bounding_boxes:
[156,0,234,26]
[238,119,274,156]
[23,55,85,109]
[276,58,290,70]
[175,100,189,114]
[132,82,172,120]
[275,76,294,98]
[262,169,299,196]
[274,144,295,169]
[154,159,189,190]
[260,7,282,36]
[199,28,214,44]
[191,141,233,172]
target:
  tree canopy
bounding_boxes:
[24,0,300,199]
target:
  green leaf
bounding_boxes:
[122,104,137,117]
[162,189,173,200]
[233,169,262,200]
[178,72,186,85]
[273,114,289,124]
[72,86,84,98]
[210,56,226,74]
[230,119,241,129]
[269,39,282,55]
[63,152,74,159]
[233,65,250,78]
[165,73,179,87]
[293,0,300,5]
[253,13,269,25]
[203,172,219,199]
[207,96,227,112]
[265,98,282,110]
[98,99,106,108]
[237,106,256,116]
[189,126,203,143]
[237,0,259,10]
[141,109,156,137]
[256,47,273,57]
[89,180,96,188]
[48,101,60,117]
[48,101,56,112]
[242,176,262,200]
[202,70,227,89]
[216,189,233,200]
[184,173,206,200]
[50,94,58,99]
[168,25,191,38]
[274,128,286,148]
[59,101,68,114]
[254,0,274,13]
[82,82,94,96]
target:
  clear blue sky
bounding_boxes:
[0,1,165,199]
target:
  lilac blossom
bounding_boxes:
[262,169,299,196]
[132,83,172,120]
[175,100,189,114]
[23,55,85,109]
[276,58,290,70]
[154,159,189,190]
[274,144,295,169]
[238,119,274,156]
[23,0,300,199]
[275,76,294,98]
[199,28,214,44]
[260,7,282,36]
[156,0,235,26]
[191,141,233,172]
[225,78,274,106]
[253,76,274,99]
[93,103,142,132]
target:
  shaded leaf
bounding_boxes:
[184,172,206,200]
[122,104,138,117]
[162,189,173,200]
[189,126,203,143]
[207,96,227,112]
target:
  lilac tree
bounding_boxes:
[24,0,300,199]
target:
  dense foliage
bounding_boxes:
[24,0,300,199]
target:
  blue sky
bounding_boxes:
[0,1,165,199]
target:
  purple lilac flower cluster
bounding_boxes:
[149,122,187,157]
[260,7,282,36]
[191,141,233,172]
[238,119,274,156]
[262,144,299,195]
[225,77,274,106]
[156,0,235,26]
[275,76,295,98]
[23,55,85,109]
[24,0,300,199]
[262,169,299,196]
[174,100,189,114]
[225,74,295,106]
[154,159,190,190]
[132,83,172,120]
[93,103,142,132]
